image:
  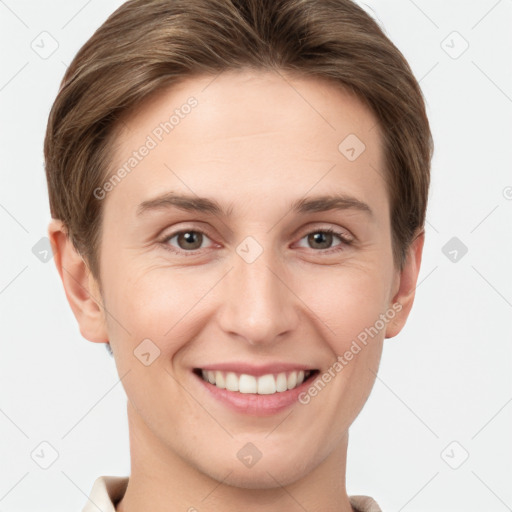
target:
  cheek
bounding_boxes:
[298,263,392,348]
[100,266,203,425]
[102,262,217,354]
[303,266,391,412]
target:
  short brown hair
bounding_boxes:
[44,0,433,280]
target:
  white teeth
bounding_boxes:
[276,372,288,392]
[215,371,225,389]
[225,372,239,392]
[257,374,276,395]
[199,369,312,394]
[239,374,257,394]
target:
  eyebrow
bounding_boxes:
[136,191,373,218]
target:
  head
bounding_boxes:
[46,0,432,490]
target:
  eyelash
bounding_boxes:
[158,227,353,256]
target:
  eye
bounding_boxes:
[160,229,216,255]
[296,228,353,253]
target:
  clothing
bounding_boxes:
[82,475,382,512]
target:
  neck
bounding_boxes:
[116,401,354,512]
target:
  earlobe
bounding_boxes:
[48,219,108,343]
[385,230,425,339]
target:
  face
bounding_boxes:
[86,70,405,487]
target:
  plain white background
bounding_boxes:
[1,1,511,510]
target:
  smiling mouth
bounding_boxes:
[193,368,319,395]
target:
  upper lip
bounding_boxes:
[194,362,318,377]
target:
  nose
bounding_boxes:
[216,245,300,346]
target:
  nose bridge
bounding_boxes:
[218,243,298,345]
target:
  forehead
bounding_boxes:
[117,69,382,148]
[105,69,386,217]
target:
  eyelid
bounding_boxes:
[298,224,354,242]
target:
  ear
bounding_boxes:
[385,230,425,339]
[48,219,108,343]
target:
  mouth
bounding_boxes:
[193,368,320,395]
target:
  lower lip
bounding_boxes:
[193,371,317,416]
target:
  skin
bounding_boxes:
[49,69,424,512]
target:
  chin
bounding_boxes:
[215,467,302,490]
[194,450,314,490]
